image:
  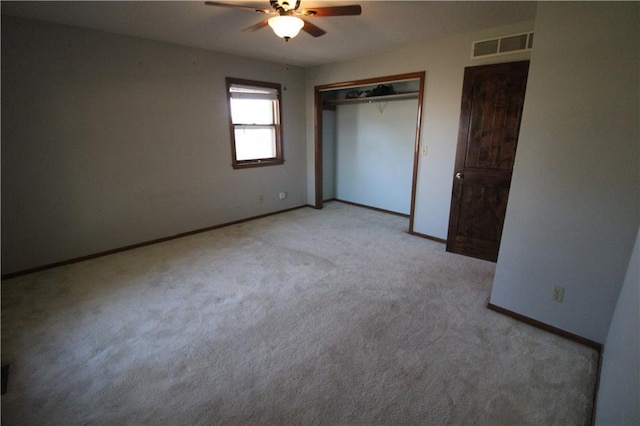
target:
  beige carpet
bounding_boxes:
[1,202,598,425]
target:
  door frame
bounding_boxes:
[313,71,425,232]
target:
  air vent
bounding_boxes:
[472,32,534,59]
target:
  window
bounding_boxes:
[226,78,284,169]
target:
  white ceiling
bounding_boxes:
[1,1,537,67]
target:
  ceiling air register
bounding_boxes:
[472,32,534,59]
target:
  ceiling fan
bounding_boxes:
[204,0,362,41]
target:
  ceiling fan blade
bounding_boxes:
[243,19,269,32]
[204,1,272,14]
[301,19,326,37]
[300,5,361,17]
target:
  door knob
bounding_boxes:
[455,172,463,180]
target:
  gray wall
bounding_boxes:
[1,16,307,274]
[334,100,417,215]
[595,227,640,425]
[490,2,639,343]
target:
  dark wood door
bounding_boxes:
[446,61,529,262]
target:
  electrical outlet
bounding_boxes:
[552,285,565,303]
[279,192,287,200]
[258,194,264,204]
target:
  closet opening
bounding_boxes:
[314,71,425,232]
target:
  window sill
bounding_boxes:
[232,159,285,169]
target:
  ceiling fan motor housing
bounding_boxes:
[272,0,299,13]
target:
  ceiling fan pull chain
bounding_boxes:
[284,63,290,91]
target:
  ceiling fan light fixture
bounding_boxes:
[268,15,304,40]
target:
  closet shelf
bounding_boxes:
[324,92,419,105]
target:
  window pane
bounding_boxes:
[230,99,274,125]
[234,126,276,161]
[499,34,528,53]
[474,39,498,57]
[226,77,283,169]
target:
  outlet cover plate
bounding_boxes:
[552,285,565,303]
